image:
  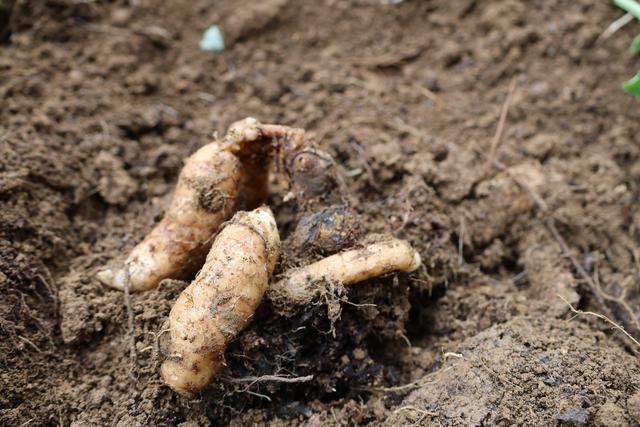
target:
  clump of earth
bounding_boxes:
[2,0,640,425]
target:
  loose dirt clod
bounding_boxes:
[160,207,280,396]
[387,316,640,426]
[5,1,640,425]
[459,161,545,246]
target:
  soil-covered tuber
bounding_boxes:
[269,237,421,307]
[281,145,360,259]
[96,118,276,292]
[284,148,343,209]
[96,143,241,292]
[160,206,280,396]
[288,205,360,257]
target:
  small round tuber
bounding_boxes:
[285,148,343,208]
[269,237,421,307]
[288,205,360,257]
[160,206,280,396]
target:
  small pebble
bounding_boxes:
[200,26,225,52]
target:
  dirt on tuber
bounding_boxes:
[269,236,421,309]
[288,205,360,258]
[96,118,276,292]
[160,206,280,396]
[277,134,360,259]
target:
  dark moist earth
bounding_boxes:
[2,1,640,426]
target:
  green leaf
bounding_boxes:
[631,34,640,54]
[614,0,640,20]
[623,73,640,97]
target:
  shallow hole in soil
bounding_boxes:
[405,287,446,342]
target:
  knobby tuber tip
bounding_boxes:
[269,237,421,307]
[161,206,280,396]
[285,148,343,209]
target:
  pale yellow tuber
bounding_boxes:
[269,237,421,307]
[160,206,280,396]
[96,117,277,292]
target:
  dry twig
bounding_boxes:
[477,148,640,344]
[122,267,137,369]
[559,295,640,349]
[227,374,314,385]
[486,77,517,168]
[597,12,634,42]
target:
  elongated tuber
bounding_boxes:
[226,118,300,209]
[97,118,276,292]
[160,206,280,396]
[97,143,241,291]
[269,237,421,307]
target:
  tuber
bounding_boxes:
[269,237,421,307]
[279,141,360,259]
[160,206,280,396]
[96,118,276,292]
[284,147,343,209]
[284,147,360,258]
[288,205,360,257]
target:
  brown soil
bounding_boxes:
[2,0,640,426]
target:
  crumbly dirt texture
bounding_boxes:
[2,0,640,426]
